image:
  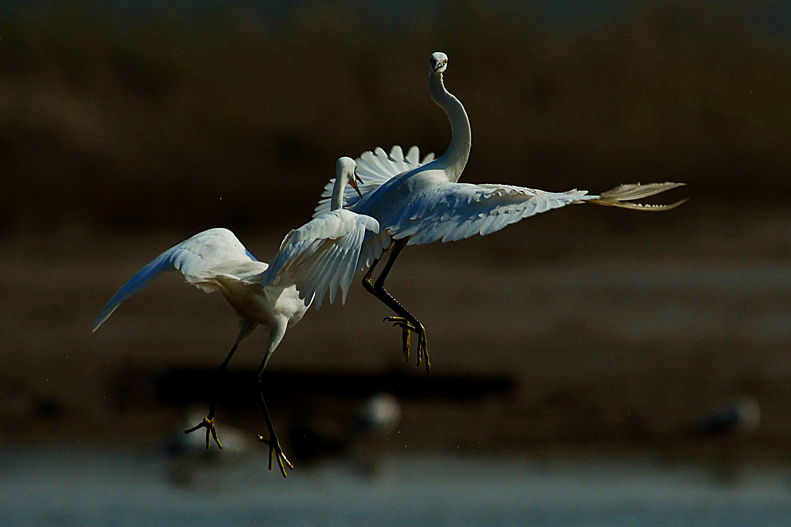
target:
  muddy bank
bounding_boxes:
[1,201,788,470]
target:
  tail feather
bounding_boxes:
[587,182,687,211]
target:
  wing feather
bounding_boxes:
[313,145,434,217]
[93,228,258,331]
[256,211,379,308]
[388,183,590,246]
[405,145,419,165]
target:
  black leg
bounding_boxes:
[183,341,240,449]
[362,239,430,371]
[255,363,293,478]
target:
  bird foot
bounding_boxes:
[383,316,431,373]
[257,433,294,478]
[184,416,223,450]
[384,316,413,362]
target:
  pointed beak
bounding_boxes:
[350,169,363,198]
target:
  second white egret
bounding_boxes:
[316,53,685,371]
[94,157,379,477]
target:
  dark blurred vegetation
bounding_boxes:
[1,0,789,235]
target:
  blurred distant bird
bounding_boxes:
[316,52,686,371]
[94,158,379,477]
[688,394,761,482]
[696,394,761,438]
[350,392,402,437]
[289,392,402,474]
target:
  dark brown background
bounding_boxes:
[2,1,789,468]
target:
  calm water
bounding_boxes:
[1,447,789,526]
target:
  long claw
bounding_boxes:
[402,324,411,361]
[395,320,412,361]
[417,332,430,373]
[384,316,416,361]
[384,316,418,333]
[383,316,430,373]
[411,323,429,373]
[257,434,294,478]
[384,316,416,330]
[184,416,224,450]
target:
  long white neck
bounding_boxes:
[330,175,347,211]
[429,71,471,183]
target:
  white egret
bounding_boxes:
[94,157,379,477]
[316,52,685,371]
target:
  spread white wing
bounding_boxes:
[313,145,434,217]
[255,210,380,308]
[93,228,264,331]
[392,183,592,245]
[355,182,591,269]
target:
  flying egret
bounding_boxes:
[94,157,379,477]
[315,52,686,371]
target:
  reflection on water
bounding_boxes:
[1,447,789,527]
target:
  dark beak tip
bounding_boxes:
[352,169,364,197]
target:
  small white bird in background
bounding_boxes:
[287,392,402,476]
[350,392,402,437]
[316,52,686,371]
[94,157,379,477]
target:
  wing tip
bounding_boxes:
[592,181,688,210]
[91,306,116,333]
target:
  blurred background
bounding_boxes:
[2,0,791,524]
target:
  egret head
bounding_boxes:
[429,52,448,74]
[336,156,363,197]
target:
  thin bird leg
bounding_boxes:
[255,364,293,478]
[362,238,430,372]
[363,245,417,361]
[363,256,413,362]
[183,342,240,449]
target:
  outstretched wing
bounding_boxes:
[313,145,434,217]
[256,211,380,309]
[93,228,258,331]
[392,182,591,245]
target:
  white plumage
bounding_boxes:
[264,205,379,309]
[314,52,685,371]
[93,157,378,477]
